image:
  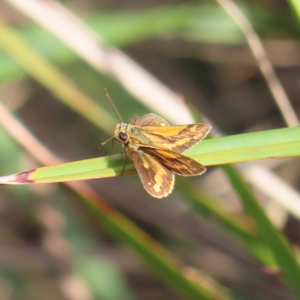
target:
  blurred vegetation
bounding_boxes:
[0,1,300,300]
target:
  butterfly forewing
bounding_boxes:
[140,124,211,153]
[130,114,211,154]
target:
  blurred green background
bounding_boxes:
[0,0,300,299]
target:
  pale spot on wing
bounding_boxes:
[153,171,164,192]
[143,160,150,169]
[153,184,161,192]
[190,125,197,132]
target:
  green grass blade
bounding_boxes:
[180,184,277,267]
[0,17,116,134]
[75,190,228,300]
[288,0,300,20]
[0,126,298,184]
[222,164,300,298]
[187,126,300,166]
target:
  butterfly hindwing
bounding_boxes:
[128,149,175,198]
[140,147,206,176]
[131,113,169,126]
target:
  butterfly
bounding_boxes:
[100,90,211,198]
[102,114,210,199]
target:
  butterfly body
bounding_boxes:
[112,113,211,198]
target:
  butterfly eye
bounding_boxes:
[119,132,128,141]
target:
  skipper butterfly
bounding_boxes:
[100,91,211,198]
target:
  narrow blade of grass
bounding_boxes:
[0,126,298,185]
[222,164,300,298]
[72,188,228,300]
[0,17,116,134]
[180,184,277,267]
[288,0,300,21]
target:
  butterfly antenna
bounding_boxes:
[104,89,123,123]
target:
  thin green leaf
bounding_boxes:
[68,188,228,300]
[288,0,300,21]
[180,184,277,267]
[0,126,298,185]
[223,164,300,298]
[0,17,115,134]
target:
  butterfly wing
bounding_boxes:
[131,113,169,126]
[141,147,206,176]
[130,113,211,154]
[133,123,211,154]
[129,149,175,198]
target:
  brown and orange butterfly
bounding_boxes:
[101,91,211,198]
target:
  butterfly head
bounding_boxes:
[114,122,130,144]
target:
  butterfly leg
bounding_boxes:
[120,151,128,176]
[109,138,116,156]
